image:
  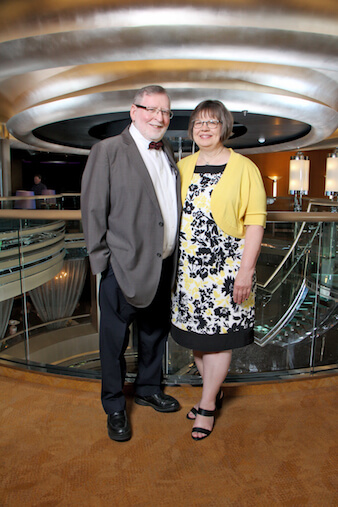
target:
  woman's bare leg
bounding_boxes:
[192,350,232,439]
[186,350,204,419]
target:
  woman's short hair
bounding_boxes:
[188,100,234,143]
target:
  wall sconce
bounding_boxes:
[325,148,338,201]
[289,151,310,211]
[267,176,282,198]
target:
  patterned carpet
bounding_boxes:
[0,365,337,506]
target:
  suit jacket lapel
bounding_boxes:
[162,140,182,221]
[121,127,161,209]
[121,126,181,214]
[163,142,178,176]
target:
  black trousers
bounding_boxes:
[99,258,173,414]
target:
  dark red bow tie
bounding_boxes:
[149,141,163,150]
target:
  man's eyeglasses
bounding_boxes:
[134,104,173,119]
[192,120,222,129]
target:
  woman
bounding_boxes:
[171,100,266,441]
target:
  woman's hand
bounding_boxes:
[233,225,264,305]
[233,267,254,304]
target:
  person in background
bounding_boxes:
[31,174,47,195]
[81,85,181,442]
[171,100,266,441]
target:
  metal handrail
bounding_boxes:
[258,200,337,289]
[0,193,81,201]
[0,208,337,221]
[257,223,320,290]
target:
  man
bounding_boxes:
[81,85,181,442]
[31,174,47,195]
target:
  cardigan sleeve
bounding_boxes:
[242,163,267,228]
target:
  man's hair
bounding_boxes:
[133,85,169,104]
[188,100,234,143]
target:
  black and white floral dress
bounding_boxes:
[171,164,255,352]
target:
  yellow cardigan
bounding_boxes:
[178,148,267,239]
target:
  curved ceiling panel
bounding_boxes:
[0,0,337,155]
[32,112,311,153]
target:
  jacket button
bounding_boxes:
[157,253,162,258]
[159,221,164,227]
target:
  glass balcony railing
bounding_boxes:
[0,194,337,383]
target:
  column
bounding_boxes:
[0,124,11,196]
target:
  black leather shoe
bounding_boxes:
[107,410,131,442]
[134,392,180,412]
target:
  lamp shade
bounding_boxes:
[14,190,36,209]
[289,152,310,194]
[325,149,338,194]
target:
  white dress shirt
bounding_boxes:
[129,123,178,258]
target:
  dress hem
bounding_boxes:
[171,324,254,352]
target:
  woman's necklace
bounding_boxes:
[199,146,225,165]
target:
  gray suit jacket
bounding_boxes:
[81,126,181,308]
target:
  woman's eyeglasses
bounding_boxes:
[192,120,222,129]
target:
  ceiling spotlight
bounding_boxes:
[258,137,265,144]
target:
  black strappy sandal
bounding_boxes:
[216,388,224,410]
[187,388,223,420]
[191,408,215,441]
[186,406,198,420]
